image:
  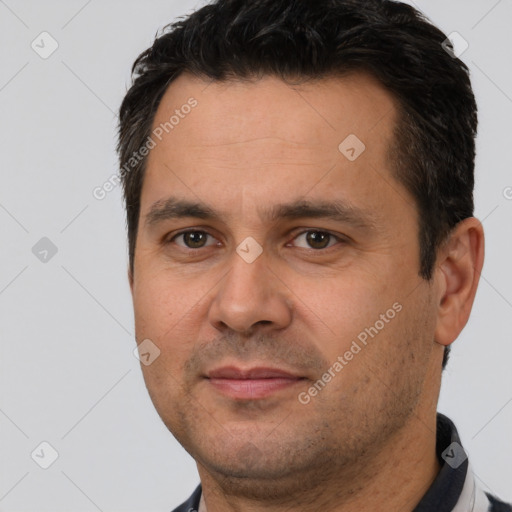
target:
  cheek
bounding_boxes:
[133,276,192,412]
[133,267,195,332]
[358,287,436,384]
[132,270,214,374]
[290,271,393,358]
[132,281,170,337]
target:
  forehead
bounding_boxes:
[151,71,397,150]
[141,71,413,229]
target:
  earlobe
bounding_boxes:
[434,217,485,346]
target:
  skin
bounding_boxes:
[129,71,485,511]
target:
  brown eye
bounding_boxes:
[306,231,331,249]
[172,230,216,249]
[293,230,341,250]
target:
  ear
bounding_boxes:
[434,217,485,346]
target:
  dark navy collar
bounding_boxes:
[413,413,468,511]
[172,483,201,512]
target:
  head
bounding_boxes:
[117,0,484,501]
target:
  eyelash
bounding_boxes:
[166,228,347,253]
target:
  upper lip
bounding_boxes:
[206,366,302,379]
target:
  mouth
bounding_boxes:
[205,366,306,400]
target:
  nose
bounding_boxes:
[207,248,293,335]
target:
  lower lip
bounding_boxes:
[207,377,304,399]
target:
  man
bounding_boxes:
[117,0,511,510]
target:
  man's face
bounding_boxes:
[130,72,442,493]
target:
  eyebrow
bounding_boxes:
[144,196,380,232]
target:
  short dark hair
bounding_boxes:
[117,0,478,370]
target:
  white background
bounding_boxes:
[0,0,511,510]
